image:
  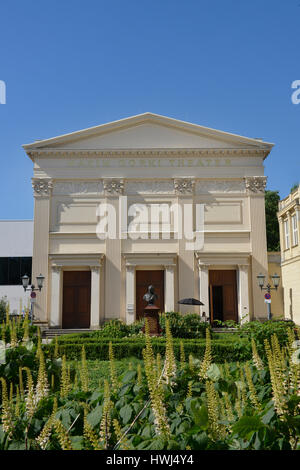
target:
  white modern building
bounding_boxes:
[0,220,33,313]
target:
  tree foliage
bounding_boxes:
[265,190,280,252]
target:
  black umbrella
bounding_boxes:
[178,298,204,306]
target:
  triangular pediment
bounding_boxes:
[23,112,273,153]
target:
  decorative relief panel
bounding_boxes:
[195,180,245,194]
[53,181,104,195]
[32,178,53,197]
[244,176,267,193]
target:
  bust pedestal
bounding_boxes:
[141,305,161,336]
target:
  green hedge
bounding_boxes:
[56,334,238,344]
[44,337,251,363]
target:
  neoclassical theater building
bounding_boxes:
[23,113,273,329]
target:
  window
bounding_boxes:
[0,257,32,286]
[292,214,298,246]
[284,219,290,250]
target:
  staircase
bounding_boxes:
[42,329,91,339]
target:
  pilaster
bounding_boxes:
[164,264,175,312]
[125,265,135,324]
[90,265,101,329]
[50,265,62,327]
[198,262,209,318]
[237,264,250,323]
[32,178,52,324]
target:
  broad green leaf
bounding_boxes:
[119,383,132,396]
[122,370,137,383]
[8,441,27,450]
[87,405,103,428]
[232,415,265,438]
[70,436,85,450]
[120,404,133,425]
[206,364,221,381]
[89,390,102,404]
[261,406,275,425]
[191,431,208,450]
[24,340,34,351]
[190,400,208,428]
[141,424,152,439]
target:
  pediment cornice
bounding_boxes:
[27,147,269,160]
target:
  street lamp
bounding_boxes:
[21,273,45,293]
[256,272,280,320]
[21,273,45,324]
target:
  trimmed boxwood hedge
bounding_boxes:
[55,334,239,344]
[44,337,251,363]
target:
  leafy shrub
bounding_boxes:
[0,343,62,396]
[238,320,295,353]
[68,314,210,341]
[160,312,211,338]
[0,321,37,344]
[0,297,7,323]
[92,320,130,338]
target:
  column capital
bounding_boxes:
[238,264,249,271]
[104,178,124,195]
[278,216,284,224]
[197,262,209,271]
[244,176,267,193]
[174,178,195,195]
[32,178,53,198]
[164,264,176,271]
[51,265,62,273]
[126,264,136,272]
[90,265,101,273]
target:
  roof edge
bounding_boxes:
[23,112,275,152]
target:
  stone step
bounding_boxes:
[42,329,91,338]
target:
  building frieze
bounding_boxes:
[53,181,104,195]
[125,180,175,195]
[50,178,253,195]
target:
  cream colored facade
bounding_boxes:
[23,113,274,328]
[277,186,300,324]
[267,252,284,318]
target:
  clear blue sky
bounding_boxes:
[0,0,299,219]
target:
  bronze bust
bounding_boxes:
[143,285,158,306]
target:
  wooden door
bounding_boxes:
[136,270,164,320]
[209,270,238,323]
[62,271,91,328]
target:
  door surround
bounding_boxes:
[49,254,104,328]
[196,253,250,323]
[124,253,176,324]
[62,270,91,328]
[209,269,238,323]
